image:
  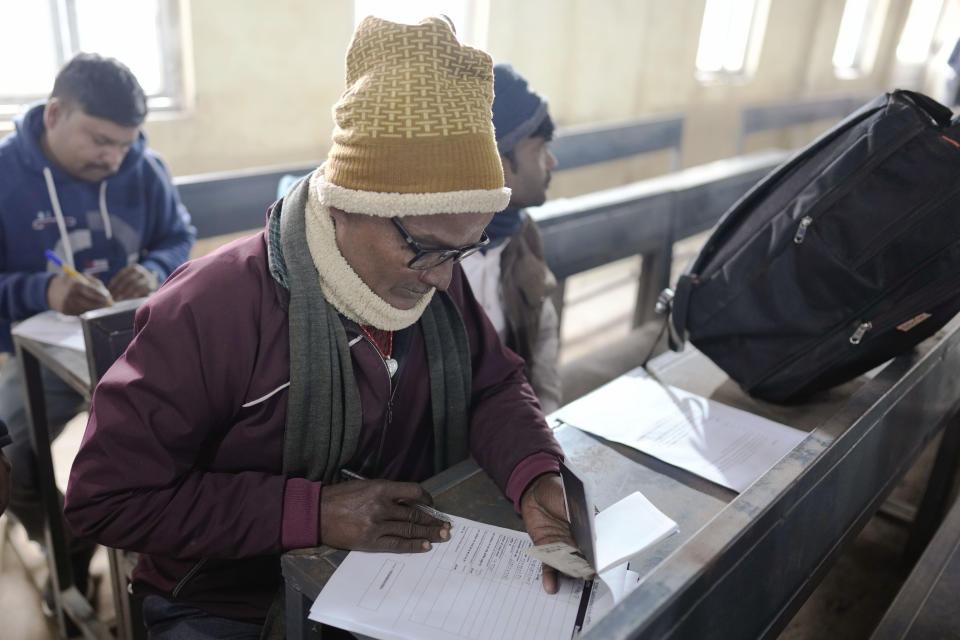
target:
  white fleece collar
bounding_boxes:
[304,172,434,330]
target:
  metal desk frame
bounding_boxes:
[282,314,960,640]
[12,300,143,640]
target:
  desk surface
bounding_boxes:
[279,314,960,639]
[14,336,91,398]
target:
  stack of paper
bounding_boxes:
[553,370,807,492]
[11,311,85,352]
[525,462,678,580]
[310,516,587,640]
[310,489,677,640]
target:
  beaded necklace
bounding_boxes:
[359,325,397,376]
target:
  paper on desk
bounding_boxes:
[11,311,85,352]
[553,371,807,492]
[524,491,677,577]
[595,491,677,572]
[310,515,593,640]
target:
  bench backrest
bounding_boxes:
[174,115,686,240]
[736,95,871,154]
[533,149,787,325]
[551,115,684,171]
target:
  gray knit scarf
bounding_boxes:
[260,173,471,638]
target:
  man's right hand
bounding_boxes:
[46,273,112,315]
[320,479,451,553]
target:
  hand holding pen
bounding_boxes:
[340,468,453,525]
[45,249,114,315]
[317,468,452,554]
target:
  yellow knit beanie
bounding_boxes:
[319,15,511,217]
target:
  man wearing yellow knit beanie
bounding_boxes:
[65,16,572,638]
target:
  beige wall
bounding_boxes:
[142,0,930,183]
[144,0,354,175]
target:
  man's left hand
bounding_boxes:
[520,473,576,594]
[108,264,159,300]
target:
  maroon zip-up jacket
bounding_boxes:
[64,227,562,621]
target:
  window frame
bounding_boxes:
[352,0,489,49]
[0,0,186,119]
[895,0,944,65]
[694,0,771,83]
[832,0,891,78]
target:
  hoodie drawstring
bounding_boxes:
[98,180,113,240]
[42,166,75,270]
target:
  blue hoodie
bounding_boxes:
[0,103,196,352]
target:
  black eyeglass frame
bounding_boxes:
[390,217,490,270]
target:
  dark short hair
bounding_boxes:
[51,53,147,127]
[502,113,555,168]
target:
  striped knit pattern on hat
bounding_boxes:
[323,15,510,216]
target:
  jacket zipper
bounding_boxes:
[850,182,960,269]
[171,558,209,598]
[356,332,398,473]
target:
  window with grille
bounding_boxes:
[0,0,185,120]
[695,0,771,80]
[353,0,488,48]
[832,0,890,77]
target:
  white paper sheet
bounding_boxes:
[309,516,590,640]
[594,491,677,573]
[523,489,678,577]
[11,311,85,352]
[553,370,807,492]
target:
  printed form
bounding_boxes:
[309,516,590,640]
[553,369,807,492]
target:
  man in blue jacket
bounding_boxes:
[0,53,195,603]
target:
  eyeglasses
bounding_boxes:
[390,217,490,270]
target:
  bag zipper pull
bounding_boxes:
[794,216,813,244]
[850,321,872,345]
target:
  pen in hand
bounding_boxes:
[45,249,114,306]
[340,468,453,525]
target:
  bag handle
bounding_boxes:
[894,90,955,127]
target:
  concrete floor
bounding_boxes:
[0,410,115,640]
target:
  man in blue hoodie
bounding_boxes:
[0,53,195,601]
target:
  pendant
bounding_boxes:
[385,357,399,377]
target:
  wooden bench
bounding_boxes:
[171,112,830,403]
[537,150,788,401]
[550,114,684,171]
[736,94,871,154]
[174,114,687,240]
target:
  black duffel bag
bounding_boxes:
[664,90,960,403]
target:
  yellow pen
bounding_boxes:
[45,250,114,305]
